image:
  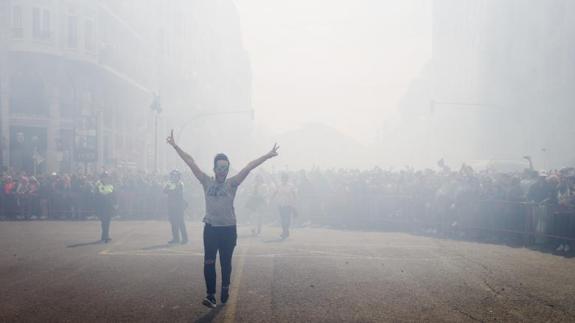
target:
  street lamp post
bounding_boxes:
[150,95,162,173]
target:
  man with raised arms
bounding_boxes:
[166,130,279,308]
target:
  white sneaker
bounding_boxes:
[564,244,571,252]
[556,244,565,252]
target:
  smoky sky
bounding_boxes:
[237,0,432,146]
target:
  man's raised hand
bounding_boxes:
[266,143,280,159]
[167,130,176,147]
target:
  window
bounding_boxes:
[11,6,23,38]
[42,10,51,38]
[33,8,41,39]
[84,20,94,51]
[33,8,50,40]
[68,16,78,48]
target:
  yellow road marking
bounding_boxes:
[223,239,251,323]
[98,229,134,255]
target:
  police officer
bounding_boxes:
[164,170,188,244]
[95,172,116,243]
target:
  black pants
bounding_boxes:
[97,200,114,241]
[169,212,188,242]
[203,224,237,295]
[279,206,292,238]
[100,214,111,240]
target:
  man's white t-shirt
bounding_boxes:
[200,175,240,226]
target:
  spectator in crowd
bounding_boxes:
[272,173,298,239]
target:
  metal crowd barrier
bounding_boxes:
[307,193,575,244]
[0,191,170,220]
[2,190,575,245]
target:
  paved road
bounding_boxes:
[1,221,574,322]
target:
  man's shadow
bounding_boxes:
[67,241,103,248]
[194,306,224,323]
[141,244,176,251]
[263,237,287,243]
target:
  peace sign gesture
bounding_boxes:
[166,129,176,147]
[266,143,280,159]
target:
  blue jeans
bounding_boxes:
[203,224,237,295]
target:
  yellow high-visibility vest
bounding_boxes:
[96,181,114,195]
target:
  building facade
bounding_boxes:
[395,0,575,168]
[0,0,252,174]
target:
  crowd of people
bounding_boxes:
[236,162,575,252]
[0,170,169,220]
[2,161,575,251]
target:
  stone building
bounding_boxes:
[0,0,252,174]
[396,0,575,167]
